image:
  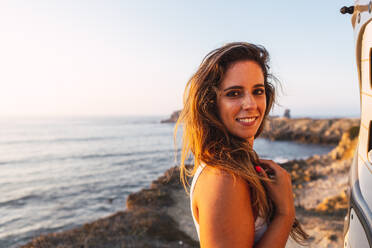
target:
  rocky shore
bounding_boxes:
[261,117,359,145]
[282,128,358,247]
[22,119,360,248]
[22,167,198,248]
[161,111,359,145]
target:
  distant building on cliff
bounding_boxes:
[284,109,291,118]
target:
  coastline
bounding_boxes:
[162,111,359,145]
[21,166,199,248]
[21,118,359,248]
[260,117,359,144]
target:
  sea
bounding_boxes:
[0,116,334,248]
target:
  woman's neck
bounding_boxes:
[248,137,254,148]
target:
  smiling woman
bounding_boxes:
[175,42,309,247]
[217,60,266,146]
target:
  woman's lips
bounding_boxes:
[236,117,258,126]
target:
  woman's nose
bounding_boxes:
[241,93,257,109]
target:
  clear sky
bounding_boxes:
[0,0,360,118]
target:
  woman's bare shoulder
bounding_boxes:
[197,165,249,192]
[194,165,255,246]
[193,165,252,209]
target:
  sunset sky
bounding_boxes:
[0,0,359,118]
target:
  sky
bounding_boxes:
[0,0,360,118]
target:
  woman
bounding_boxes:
[175,42,308,247]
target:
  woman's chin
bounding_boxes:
[231,132,257,142]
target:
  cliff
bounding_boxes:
[161,110,359,145]
[260,117,360,144]
[160,111,181,123]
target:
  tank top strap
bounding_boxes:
[189,163,206,240]
[190,163,206,197]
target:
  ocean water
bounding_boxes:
[0,116,334,248]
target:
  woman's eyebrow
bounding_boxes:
[223,83,265,92]
[223,86,242,92]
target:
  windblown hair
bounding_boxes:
[174,42,308,243]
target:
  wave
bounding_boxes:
[0,136,121,145]
[272,157,289,163]
[0,148,176,166]
[0,131,174,146]
[0,217,22,229]
[0,194,43,208]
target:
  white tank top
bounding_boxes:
[190,163,268,244]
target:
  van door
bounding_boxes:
[344,16,372,248]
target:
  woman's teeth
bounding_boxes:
[237,117,257,122]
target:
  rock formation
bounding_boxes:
[161,110,359,145]
[160,111,181,123]
[261,117,359,144]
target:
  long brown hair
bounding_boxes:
[175,42,308,243]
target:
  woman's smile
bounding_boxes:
[236,116,258,126]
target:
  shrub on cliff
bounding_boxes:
[329,125,359,160]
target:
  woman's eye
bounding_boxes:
[226,91,240,97]
[254,89,265,95]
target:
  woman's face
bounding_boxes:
[216,60,266,145]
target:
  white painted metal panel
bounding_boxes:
[353,0,372,41]
[346,2,372,246]
[359,159,372,210]
[361,20,372,94]
[359,17,372,210]
[360,92,371,158]
[358,112,368,158]
[344,208,369,247]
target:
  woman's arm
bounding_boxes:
[194,166,255,247]
[254,159,295,248]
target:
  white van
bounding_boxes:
[342,1,372,247]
